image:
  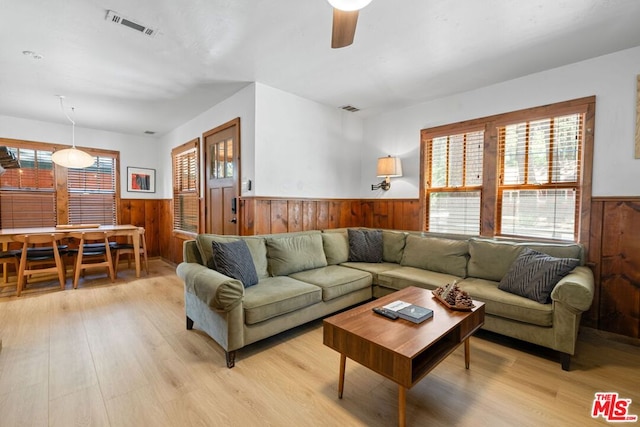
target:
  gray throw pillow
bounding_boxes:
[348,229,383,263]
[212,240,259,288]
[498,248,579,304]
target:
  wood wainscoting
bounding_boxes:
[586,197,640,338]
[239,197,421,235]
[151,197,421,266]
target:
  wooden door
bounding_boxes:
[204,118,241,235]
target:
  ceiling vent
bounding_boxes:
[106,10,157,37]
[340,105,360,112]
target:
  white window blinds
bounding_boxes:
[498,114,583,240]
[426,130,484,235]
[67,155,117,225]
[0,147,56,228]
[172,140,199,233]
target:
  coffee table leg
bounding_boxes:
[338,353,346,398]
[399,385,406,427]
[464,338,470,369]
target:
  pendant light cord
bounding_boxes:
[58,96,76,148]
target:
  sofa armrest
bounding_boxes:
[550,266,594,312]
[177,262,244,312]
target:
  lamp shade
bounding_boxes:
[327,0,372,11]
[376,156,403,177]
[51,147,95,169]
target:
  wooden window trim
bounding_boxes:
[172,138,200,234]
[420,96,595,245]
[0,137,120,227]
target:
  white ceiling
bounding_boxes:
[2,0,640,136]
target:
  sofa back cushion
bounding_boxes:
[525,242,584,265]
[196,234,269,279]
[400,235,468,277]
[468,238,585,281]
[322,230,349,265]
[266,231,328,276]
[383,230,407,264]
[467,238,521,281]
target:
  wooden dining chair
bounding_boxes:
[12,233,67,297]
[0,247,20,284]
[68,231,116,289]
[113,227,149,276]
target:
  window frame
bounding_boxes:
[0,138,121,228]
[422,125,486,235]
[420,97,594,244]
[172,138,200,237]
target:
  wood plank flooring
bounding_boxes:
[1,260,639,426]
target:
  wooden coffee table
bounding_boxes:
[323,286,485,427]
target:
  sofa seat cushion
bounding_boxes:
[340,262,401,284]
[377,266,461,292]
[289,265,372,302]
[458,277,553,327]
[243,277,322,325]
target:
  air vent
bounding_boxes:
[340,105,360,112]
[106,10,157,37]
[144,130,156,135]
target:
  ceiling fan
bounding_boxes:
[328,0,373,48]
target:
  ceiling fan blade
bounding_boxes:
[331,9,359,49]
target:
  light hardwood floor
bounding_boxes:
[0,260,639,427]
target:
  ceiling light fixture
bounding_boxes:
[327,0,372,11]
[51,96,95,169]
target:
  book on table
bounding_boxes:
[382,300,434,324]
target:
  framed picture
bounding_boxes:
[127,167,155,193]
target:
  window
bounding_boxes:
[420,97,594,243]
[0,146,56,228]
[67,154,118,224]
[0,138,120,228]
[172,138,200,234]
[498,114,582,240]
[424,130,484,234]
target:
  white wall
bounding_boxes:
[362,45,640,198]
[158,84,256,199]
[0,115,159,199]
[6,45,639,202]
[254,83,363,198]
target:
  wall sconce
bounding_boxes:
[371,155,403,191]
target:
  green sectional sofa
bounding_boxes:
[176,228,594,370]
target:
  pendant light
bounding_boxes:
[51,96,95,168]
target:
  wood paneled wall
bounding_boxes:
[240,198,421,235]
[144,195,640,339]
[586,197,640,338]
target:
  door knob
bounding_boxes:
[230,218,237,223]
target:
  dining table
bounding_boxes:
[0,224,143,279]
